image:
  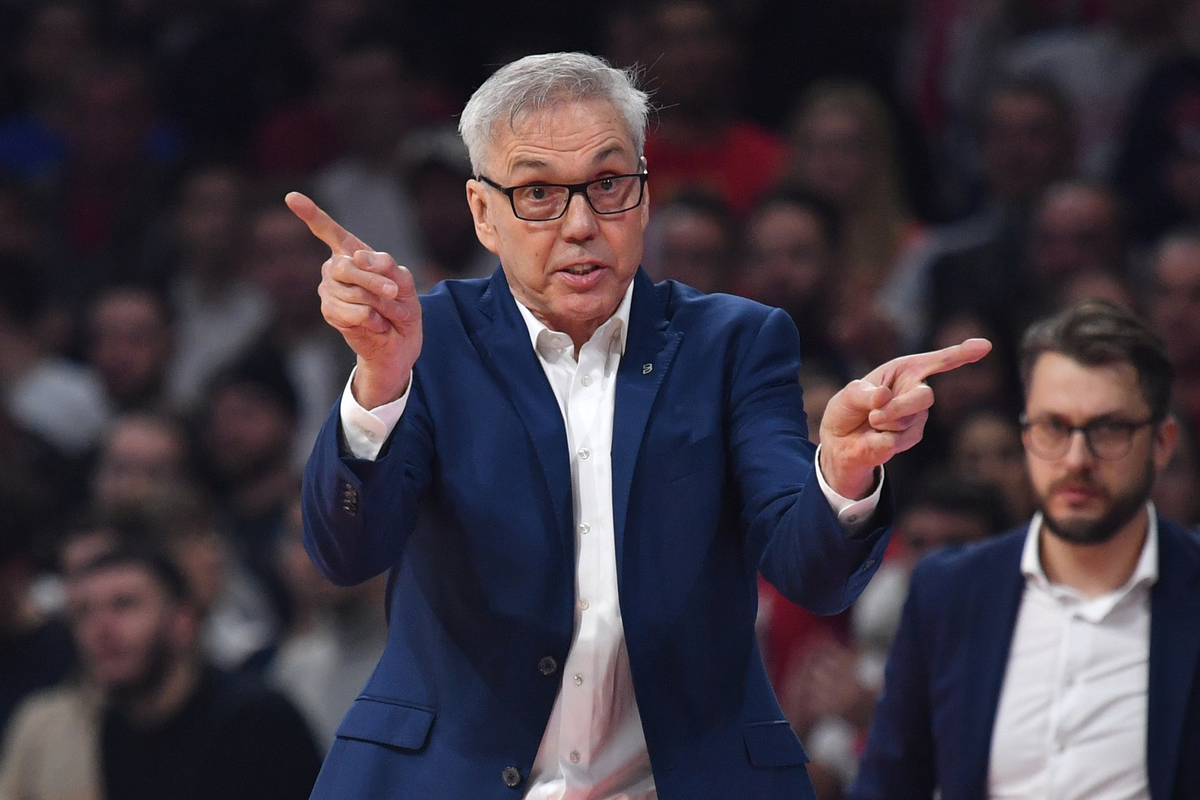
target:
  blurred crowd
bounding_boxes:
[1,0,1200,798]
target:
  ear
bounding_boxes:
[1152,414,1179,473]
[466,179,500,255]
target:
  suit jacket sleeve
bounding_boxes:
[734,307,892,615]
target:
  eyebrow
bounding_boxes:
[507,146,634,179]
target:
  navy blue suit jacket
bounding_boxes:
[850,516,1200,800]
[301,268,893,799]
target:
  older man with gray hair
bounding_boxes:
[288,52,988,799]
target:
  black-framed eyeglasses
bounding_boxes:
[474,172,648,221]
[1019,413,1160,461]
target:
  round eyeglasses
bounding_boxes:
[475,173,648,221]
[1019,413,1159,461]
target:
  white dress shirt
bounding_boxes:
[338,281,882,799]
[988,506,1158,800]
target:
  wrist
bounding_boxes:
[351,361,411,410]
[818,447,875,501]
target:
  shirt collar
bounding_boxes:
[514,279,635,361]
[1021,502,1160,593]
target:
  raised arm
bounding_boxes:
[285,191,423,409]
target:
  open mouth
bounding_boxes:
[564,264,602,276]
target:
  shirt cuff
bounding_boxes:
[338,366,411,461]
[813,444,884,537]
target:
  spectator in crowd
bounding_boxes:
[265,494,385,750]
[196,348,300,624]
[931,178,1128,361]
[156,163,272,413]
[784,80,929,361]
[1113,51,1200,244]
[90,410,192,515]
[1149,229,1200,431]
[308,35,424,282]
[949,407,1037,524]
[911,77,1077,348]
[36,53,176,304]
[851,299,1200,800]
[1003,0,1182,180]
[0,256,110,460]
[642,191,736,294]
[0,1,97,183]
[640,0,785,215]
[69,546,320,800]
[242,199,355,467]
[735,188,846,374]
[0,485,75,741]
[397,126,497,291]
[83,284,173,414]
[1152,407,1200,528]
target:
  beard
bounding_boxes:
[107,634,175,706]
[1039,458,1155,546]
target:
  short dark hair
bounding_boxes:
[74,546,192,606]
[1018,299,1174,420]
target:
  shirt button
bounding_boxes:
[846,513,860,524]
[537,656,557,676]
[574,673,584,686]
[579,599,589,610]
[502,766,522,787]
[365,431,377,442]
[581,375,593,387]
[578,522,591,534]
[569,751,580,763]
[578,448,590,460]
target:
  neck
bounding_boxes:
[120,656,201,727]
[1038,504,1150,598]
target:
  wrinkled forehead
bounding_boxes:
[482,96,640,171]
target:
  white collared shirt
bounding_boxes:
[988,505,1158,800]
[337,281,881,799]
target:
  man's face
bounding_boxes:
[1029,187,1120,282]
[466,98,648,345]
[1152,239,1200,371]
[1024,352,1175,545]
[68,565,184,692]
[982,94,1072,204]
[742,204,831,310]
[87,290,172,403]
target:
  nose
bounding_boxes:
[559,191,598,242]
[1062,428,1096,466]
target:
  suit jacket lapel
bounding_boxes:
[1147,518,1200,800]
[470,270,574,560]
[612,270,681,568]
[956,532,1026,798]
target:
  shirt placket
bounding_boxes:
[557,327,620,780]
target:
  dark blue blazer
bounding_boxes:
[301,268,892,799]
[850,516,1200,800]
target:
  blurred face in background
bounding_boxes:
[981,91,1074,205]
[92,414,189,513]
[87,287,172,406]
[740,202,833,313]
[68,564,191,694]
[1152,237,1200,372]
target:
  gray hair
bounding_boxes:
[458,52,651,174]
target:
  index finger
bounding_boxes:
[285,191,370,256]
[904,337,993,380]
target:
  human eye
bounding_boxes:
[512,184,566,217]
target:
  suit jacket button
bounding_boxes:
[537,656,557,676]
[501,767,522,788]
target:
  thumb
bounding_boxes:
[821,380,892,435]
